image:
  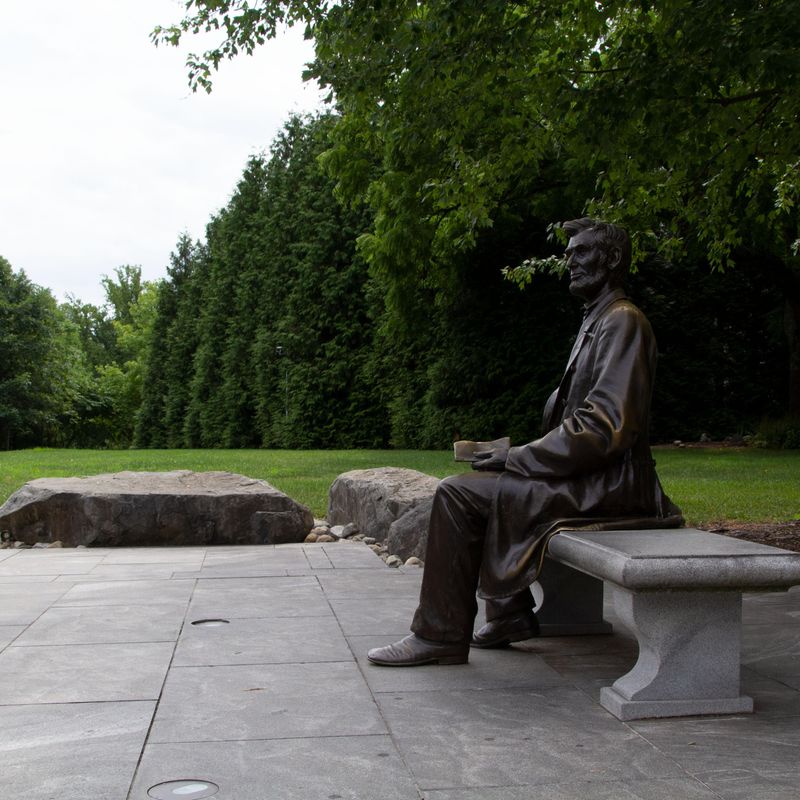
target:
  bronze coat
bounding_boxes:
[478,287,682,599]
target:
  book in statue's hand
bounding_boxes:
[453,437,511,462]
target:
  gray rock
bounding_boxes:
[385,496,435,562]
[329,522,359,540]
[327,467,439,561]
[404,557,424,568]
[385,555,403,568]
[0,471,314,548]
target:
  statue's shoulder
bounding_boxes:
[601,295,654,336]
[606,293,644,317]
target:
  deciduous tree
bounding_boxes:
[155,0,800,414]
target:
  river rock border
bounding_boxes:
[304,519,424,568]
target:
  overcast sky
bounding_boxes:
[1,0,324,306]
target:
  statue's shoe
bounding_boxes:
[367,634,469,666]
[471,610,540,649]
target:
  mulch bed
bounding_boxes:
[703,521,800,553]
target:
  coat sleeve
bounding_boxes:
[505,304,655,479]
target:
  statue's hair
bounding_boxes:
[563,217,631,282]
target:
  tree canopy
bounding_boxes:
[0,256,87,449]
[155,0,800,413]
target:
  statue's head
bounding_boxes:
[562,217,631,300]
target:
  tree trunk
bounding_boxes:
[761,252,800,417]
[787,294,800,417]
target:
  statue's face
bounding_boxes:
[565,229,611,302]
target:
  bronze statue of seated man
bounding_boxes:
[368,217,682,667]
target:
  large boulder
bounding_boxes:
[327,467,440,561]
[0,471,314,547]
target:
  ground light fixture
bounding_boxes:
[147,779,220,798]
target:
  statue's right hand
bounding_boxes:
[471,448,508,471]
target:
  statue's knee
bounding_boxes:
[435,474,466,503]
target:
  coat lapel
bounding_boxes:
[564,287,627,373]
[543,288,628,431]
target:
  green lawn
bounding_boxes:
[0,447,797,524]
[652,446,800,525]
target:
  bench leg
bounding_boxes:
[536,558,613,636]
[600,588,753,720]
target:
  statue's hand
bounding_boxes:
[471,448,508,471]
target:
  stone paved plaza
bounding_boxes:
[1,542,799,799]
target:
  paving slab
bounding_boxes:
[322,542,388,568]
[376,686,686,790]
[13,602,186,645]
[0,700,155,800]
[96,547,208,564]
[130,736,421,800]
[0,624,24,649]
[0,540,798,800]
[630,714,800,777]
[422,777,721,799]
[53,578,196,606]
[739,667,800,717]
[688,769,800,800]
[187,575,332,619]
[0,573,58,583]
[174,615,353,666]
[54,564,189,581]
[200,548,310,569]
[317,569,423,597]
[150,661,386,742]
[326,594,423,635]
[0,641,174,704]
[0,554,106,575]
[0,586,72,624]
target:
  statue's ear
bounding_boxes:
[607,245,622,271]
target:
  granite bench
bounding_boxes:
[532,528,800,720]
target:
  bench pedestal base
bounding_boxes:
[536,559,613,636]
[600,587,753,720]
[600,686,753,721]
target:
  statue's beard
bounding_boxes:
[568,268,608,300]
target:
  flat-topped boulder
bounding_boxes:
[0,470,314,547]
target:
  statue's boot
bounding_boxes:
[367,634,469,666]
[471,608,539,648]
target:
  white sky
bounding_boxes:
[1,0,324,306]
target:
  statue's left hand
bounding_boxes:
[471,448,508,471]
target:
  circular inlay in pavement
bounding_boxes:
[190,619,230,627]
[147,780,220,799]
